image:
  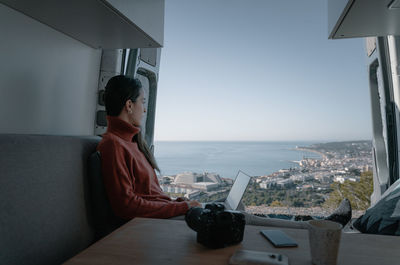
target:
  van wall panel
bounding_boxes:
[0,3,101,135]
[104,0,164,46]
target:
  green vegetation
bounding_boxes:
[192,171,373,210]
[195,182,327,207]
[270,200,284,207]
[240,182,327,207]
[323,171,373,210]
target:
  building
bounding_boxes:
[174,172,223,185]
[191,182,219,191]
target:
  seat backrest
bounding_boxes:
[88,151,126,240]
[0,134,100,265]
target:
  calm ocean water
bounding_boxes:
[154,141,321,179]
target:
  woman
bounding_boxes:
[97,75,201,220]
[98,75,352,228]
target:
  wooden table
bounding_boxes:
[63,218,400,265]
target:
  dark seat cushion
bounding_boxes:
[353,181,400,235]
[0,134,100,265]
[88,151,126,240]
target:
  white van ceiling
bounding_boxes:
[0,0,164,49]
[329,0,400,39]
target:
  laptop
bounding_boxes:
[202,170,251,210]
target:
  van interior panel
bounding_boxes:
[0,4,101,135]
[0,0,164,49]
[329,0,400,39]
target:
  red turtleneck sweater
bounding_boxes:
[97,116,188,220]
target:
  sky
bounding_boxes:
[154,0,371,142]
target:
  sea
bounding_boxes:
[154,141,321,179]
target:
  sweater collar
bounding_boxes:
[106,116,140,142]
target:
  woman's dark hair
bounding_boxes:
[104,75,160,172]
[104,75,142,116]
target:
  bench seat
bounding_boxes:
[0,134,101,265]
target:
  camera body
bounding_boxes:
[185,203,245,248]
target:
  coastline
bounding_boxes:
[156,141,324,178]
[295,147,327,160]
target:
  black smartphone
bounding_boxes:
[260,230,298,248]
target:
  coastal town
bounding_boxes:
[159,140,372,216]
[257,141,372,192]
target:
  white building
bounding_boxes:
[276,179,293,188]
[333,175,360,184]
[161,184,192,194]
[174,172,222,185]
[334,176,345,184]
[192,182,219,191]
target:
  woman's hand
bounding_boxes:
[176,197,201,208]
[175,197,189,202]
[186,200,202,208]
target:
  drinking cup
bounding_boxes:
[307,220,342,265]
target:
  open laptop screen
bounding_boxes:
[225,171,251,210]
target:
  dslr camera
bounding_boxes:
[185,202,246,249]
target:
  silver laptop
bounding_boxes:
[202,170,251,210]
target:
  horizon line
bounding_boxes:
[154,139,372,143]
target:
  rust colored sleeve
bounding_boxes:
[98,140,189,220]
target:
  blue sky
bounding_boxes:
[154,0,371,142]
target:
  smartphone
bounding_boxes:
[260,230,298,248]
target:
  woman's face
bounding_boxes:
[129,89,146,126]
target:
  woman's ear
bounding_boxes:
[125,99,133,114]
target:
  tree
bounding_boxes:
[270,200,284,207]
[324,171,373,210]
[348,168,361,176]
[293,199,305,207]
